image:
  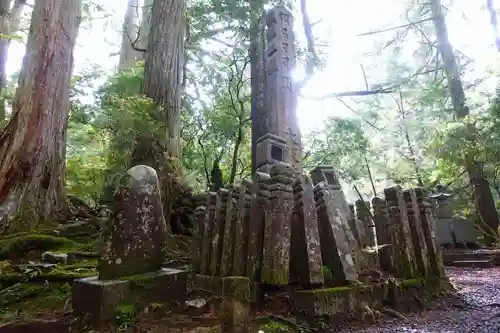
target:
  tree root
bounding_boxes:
[381,307,408,321]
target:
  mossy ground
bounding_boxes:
[0,282,72,324]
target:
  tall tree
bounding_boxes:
[0,0,81,232]
[487,0,500,52]
[432,0,499,244]
[0,0,27,121]
[139,0,153,52]
[141,0,187,219]
[118,0,141,70]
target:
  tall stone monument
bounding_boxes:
[255,6,302,173]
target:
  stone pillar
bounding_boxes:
[221,185,240,277]
[200,192,217,274]
[415,188,446,277]
[192,204,207,273]
[261,163,295,285]
[313,182,358,284]
[251,13,267,173]
[233,180,253,276]
[209,188,230,276]
[263,6,301,170]
[384,186,415,278]
[220,277,251,333]
[246,172,270,281]
[310,166,352,222]
[404,188,429,277]
[290,175,324,285]
[372,197,395,272]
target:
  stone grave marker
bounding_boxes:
[98,165,168,280]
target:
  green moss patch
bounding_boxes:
[0,282,71,323]
[0,234,78,259]
[120,271,159,290]
[0,268,94,285]
[401,278,425,288]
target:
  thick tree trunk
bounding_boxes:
[139,0,154,55]
[118,0,141,70]
[0,0,26,122]
[0,0,81,232]
[432,0,499,245]
[142,0,187,222]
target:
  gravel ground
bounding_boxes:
[338,267,500,333]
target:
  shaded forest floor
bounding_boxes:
[2,222,500,332]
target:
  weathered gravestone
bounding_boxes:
[72,165,188,325]
[99,165,168,279]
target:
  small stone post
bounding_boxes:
[220,277,251,333]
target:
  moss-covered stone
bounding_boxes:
[220,276,251,333]
[0,234,77,259]
[401,278,425,288]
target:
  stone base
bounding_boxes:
[125,268,189,307]
[192,274,223,294]
[72,268,188,326]
[291,278,449,317]
[72,276,130,326]
[191,274,261,305]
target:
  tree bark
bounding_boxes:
[487,0,500,52]
[0,0,81,232]
[118,0,141,70]
[142,0,187,221]
[432,0,499,245]
[0,0,26,122]
[139,0,154,55]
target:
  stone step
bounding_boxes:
[449,259,494,268]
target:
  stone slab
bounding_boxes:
[233,180,252,276]
[123,268,189,306]
[200,192,217,274]
[314,183,358,284]
[290,175,324,285]
[209,189,229,276]
[72,276,131,326]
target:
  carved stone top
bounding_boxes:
[383,185,403,204]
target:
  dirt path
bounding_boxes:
[338,267,500,333]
